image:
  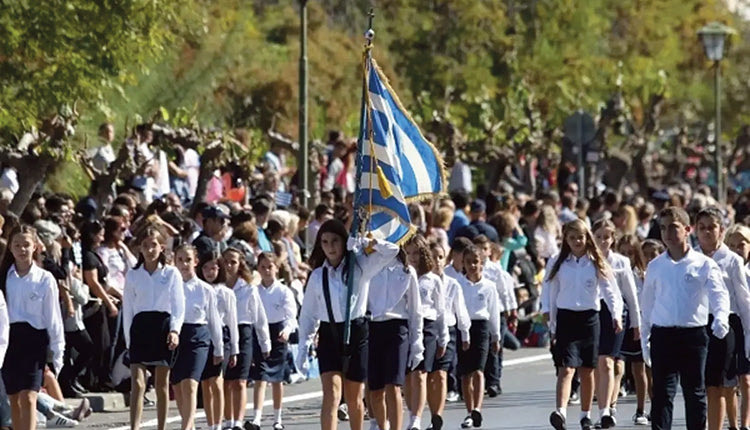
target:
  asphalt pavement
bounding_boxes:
[78,347,687,429]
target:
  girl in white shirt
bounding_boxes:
[249,252,298,430]
[543,219,622,430]
[366,252,422,430]
[592,219,641,427]
[123,227,185,430]
[725,224,750,430]
[171,245,223,430]
[199,251,239,430]
[0,225,56,430]
[404,234,448,430]
[695,208,750,430]
[296,219,398,430]
[429,240,470,430]
[615,234,651,425]
[221,248,270,430]
[457,245,501,429]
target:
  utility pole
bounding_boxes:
[298,0,309,207]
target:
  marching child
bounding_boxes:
[694,207,750,430]
[198,251,239,430]
[123,227,185,430]
[296,219,399,430]
[457,245,501,429]
[221,248,270,430]
[248,252,298,430]
[172,245,224,430]
[0,225,59,430]
[543,219,622,430]
[725,224,750,430]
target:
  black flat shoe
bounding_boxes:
[550,411,566,430]
[431,414,443,430]
[471,409,482,427]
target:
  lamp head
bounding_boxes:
[698,22,736,62]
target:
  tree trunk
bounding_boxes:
[9,154,54,216]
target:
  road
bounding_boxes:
[79,347,687,429]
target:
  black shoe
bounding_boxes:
[143,395,155,407]
[487,385,498,398]
[61,385,83,399]
[580,417,594,430]
[471,409,482,428]
[242,422,260,430]
[431,414,443,430]
[550,411,566,430]
[600,415,615,429]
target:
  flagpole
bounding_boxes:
[343,8,375,353]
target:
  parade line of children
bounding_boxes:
[10,206,750,430]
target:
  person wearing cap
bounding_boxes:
[454,199,500,243]
[193,206,230,261]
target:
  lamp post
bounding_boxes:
[698,22,735,206]
[298,0,309,207]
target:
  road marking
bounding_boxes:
[111,352,551,429]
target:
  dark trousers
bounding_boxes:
[60,329,95,387]
[650,326,709,430]
[83,304,112,388]
[447,327,460,393]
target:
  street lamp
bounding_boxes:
[698,22,735,206]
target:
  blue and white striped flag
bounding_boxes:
[355,58,446,244]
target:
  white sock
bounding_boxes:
[580,410,591,421]
[233,420,240,428]
[274,408,282,423]
[410,415,421,429]
[222,420,232,429]
[599,407,610,418]
[214,425,221,430]
[557,407,567,419]
[253,409,262,425]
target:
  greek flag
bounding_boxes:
[355,58,446,244]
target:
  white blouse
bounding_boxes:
[6,264,64,373]
[122,264,185,349]
[230,278,271,354]
[183,277,224,356]
[213,284,240,356]
[257,280,298,338]
[459,276,501,341]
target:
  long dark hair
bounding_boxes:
[198,250,225,284]
[308,219,352,283]
[80,220,103,252]
[547,219,611,281]
[133,227,167,270]
[222,247,253,284]
[0,225,39,295]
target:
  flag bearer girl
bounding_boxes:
[296,219,399,430]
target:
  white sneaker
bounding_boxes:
[446,391,459,402]
[46,411,78,428]
[36,411,47,427]
[338,404,349,421]
[633,412,649,425]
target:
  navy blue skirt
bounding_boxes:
[368,319,408,391]
[458,320,489,376]
[250,321,288,382]
[224,324,253,381]
[706,314,737,387]
[416,318,439,373]
[2,322,48,395]
[202,326,231,381]
[732,314,750,375]
[318,318,368,382]
[171,324,210,384]
[598,300,626,358]
[436,325,457,372]
[553,309,599,369]
[129,311,176,367]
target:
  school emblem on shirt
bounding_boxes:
[684,272,698,282]
[585,279,595,289]
[478,293,485,303]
